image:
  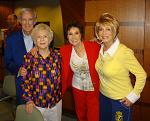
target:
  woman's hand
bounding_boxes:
[120,97,133,107]
[26,101,35,113]
[90,37,102,44]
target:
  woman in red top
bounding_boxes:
[60,22,100,121]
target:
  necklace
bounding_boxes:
[74,42,85,57]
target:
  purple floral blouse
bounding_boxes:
[21,48,61,108]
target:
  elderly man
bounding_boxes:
[4,8,37,104]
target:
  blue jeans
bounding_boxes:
[100,93,132,121]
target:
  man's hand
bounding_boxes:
[20,67,27,77]
[30,47,38,57]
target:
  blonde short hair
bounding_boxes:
[95,13,119,37]
[31,23,53,45]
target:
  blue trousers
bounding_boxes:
[100,93,132,121]
[16,76,25,105]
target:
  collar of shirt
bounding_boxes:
[22,30,33,52]
[37,50,51,59]
[22,29,31,39]
[100,37,120,57]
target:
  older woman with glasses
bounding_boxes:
[21,23,62,121]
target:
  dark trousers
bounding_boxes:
[16,76,25,105]
[100,93,132,121]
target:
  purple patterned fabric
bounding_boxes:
[21,48,61,108]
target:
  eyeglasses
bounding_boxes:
[36,35,49,40]
[21,18,35,25]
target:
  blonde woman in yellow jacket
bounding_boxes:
[95,13,147,121]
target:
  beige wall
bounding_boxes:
[14,0,64,47]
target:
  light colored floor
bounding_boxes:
[0,110,77,121]
[0,115,77,121]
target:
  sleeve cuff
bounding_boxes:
[17,67,21,77]
[126,91,140,103]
